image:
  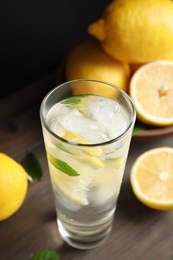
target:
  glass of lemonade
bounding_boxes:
[40,79,136,250]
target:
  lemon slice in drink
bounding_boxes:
[62,131,103,168]
[48,131,104,205]
[0,153,28,221]
[130,147,173,210]
[82,156,104,169]
[49,153,103,206]
[62,131,102,157]
[49,161,89,206]
[62,131,90,144]
[129,60,173,126]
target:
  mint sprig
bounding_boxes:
[48,154,80,176]
[31,250,60,260]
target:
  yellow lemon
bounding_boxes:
[0,153,28,221]
[161,49,173,60]
[130,147,173,210]
[129,60,173,126]
[88,0,173,63]
[65,39,130,95]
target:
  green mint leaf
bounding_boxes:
[48,154,80,176]
[31,250,60,260]
[61,96,86,109]
[56,142,71,154]
[132,121,146,136]
[21,151,43,180]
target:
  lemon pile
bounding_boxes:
[0,153,28,221]
[65,0,173,128]
[64,0,173,210]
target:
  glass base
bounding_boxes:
[57,217,113,250]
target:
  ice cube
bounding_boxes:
[62,110,107,143]
[81,96,128,140]
[46,95,129,144]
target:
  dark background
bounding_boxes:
[0,0,111,98]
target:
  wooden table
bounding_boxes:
[0,72,173,260]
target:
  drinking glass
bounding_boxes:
[40,79,136,250]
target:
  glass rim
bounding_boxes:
[40,79,136,147]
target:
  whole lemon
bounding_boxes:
[0,153,28,221]
[88,0,173,63]
[161,49,173,60]
[65,39,130,94]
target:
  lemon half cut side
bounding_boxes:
[129,60,173,126]
[130,147,173,210]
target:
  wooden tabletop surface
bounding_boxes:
[0,71,173,260]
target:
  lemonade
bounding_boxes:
[40,79,135,249]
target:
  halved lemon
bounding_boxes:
[129,60,173,126]
[130,147,173,210]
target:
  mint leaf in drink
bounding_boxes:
[48,154,80,176]
[21,151,43,180]
[31,250,60,260]
[61,95,86,109]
